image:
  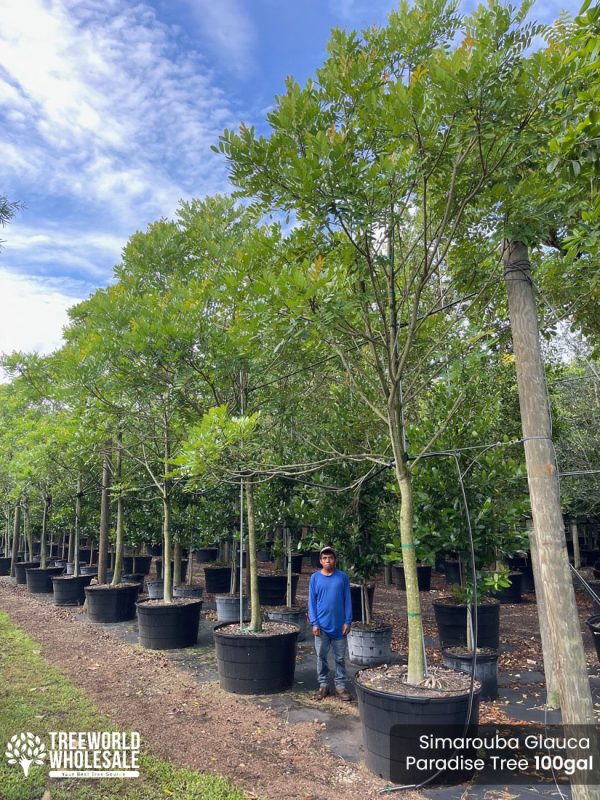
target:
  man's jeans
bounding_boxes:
[314,631,347,689]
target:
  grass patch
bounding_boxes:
[0,612,246,800]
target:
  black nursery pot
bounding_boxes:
[354,668,480,784]
[155,559,188,582]
[25,566,64,594]
[122,555,153,575]
[433,599,500,650]
[203,566,233,594]
[195,547,219,564]
[283,554,303,574]
[495,572,523,604]
[52,574,94,606]
[213,622,299,694]
[136,599,202,649]
[350,583,375,622]
[442,648,499,700]
[15,561,40,584]
[257,573,299,606]
[392,564,432,592]
[0,556,12,576]
[443,560,462,586]
[84,583,139,623]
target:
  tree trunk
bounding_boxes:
[98,444,112,584]
[9,502,21,578]
[40,495,50,569]
[389,404,425,684]
[74,476,82,578]
[173,539,182,587]
[23,497,33,562]
[528,524,559,708]
[245,480,261,631]
[504,241,598,798]
[112,430,124,585]
[162,493,172,602]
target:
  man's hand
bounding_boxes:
[342,624,351,636]
[312,625,321,636]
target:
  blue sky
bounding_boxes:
[0,0,581,355]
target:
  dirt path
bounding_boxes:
[0,579,393,800]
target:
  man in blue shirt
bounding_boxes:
[308,545,353,701]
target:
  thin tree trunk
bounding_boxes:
[245,480,261,631]
[162,493,172,602]
[173,539,182,587]
[98,443,112,584]
[389,405,425,684]
[504,241,598,799]
[112,429,124,585]
[571,521,581,570]
[528,525,559,707]
[40,495,50,570]
[74,475,82,578]
[9,502,21,578]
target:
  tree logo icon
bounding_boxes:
[5,733,47,776]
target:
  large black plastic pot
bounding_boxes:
[392,564,432,592]
[0,556,12,576]
[195,547,219,564]
[350,583,375,622]
[156,559,188,582]
[136,598,202,649]
[213,622,299,694]
[310,551,321,569]
[283,554,303,574]
[442,648,498,700]
[586,615,600,664]
[257,573,299,606]
[84,583,139,622]
[433,599,500,650]
[443,560,462,586]
[52,574,94,606]
[123,555,152,575]
[147,544,162,557]
[25,566,64,593]
[204,566,233,594]
[216,593,250,622]
[496,572,523,604]
[15,561,40,584]
[355,668,480,783]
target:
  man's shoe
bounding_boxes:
[314,686,330,701]
[336,688,353,702]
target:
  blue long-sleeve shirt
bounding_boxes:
[308,569,352,639]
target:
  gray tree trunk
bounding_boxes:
[503,241,598,799]
[98,445,112,584]
[9,502,21,578]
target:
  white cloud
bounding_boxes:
[0,268,80,357]
[185,0,256,78]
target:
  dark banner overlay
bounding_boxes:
[387,724,600,786]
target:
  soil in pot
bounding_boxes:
[136,598,202,649]
[213,621,299,694]
[433,597,500,650]
[348,622,392,666]
[350,583,375,622]
[15,561,40,584]
[25,566,64,594]
[84,583,139,623]
[355,664,480,785]
[392,564,432,592]
[52,574,94,606]
[586,615,600,664]
[215,594,250,623]
[441,646,499,700]
[264,606,307,641]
